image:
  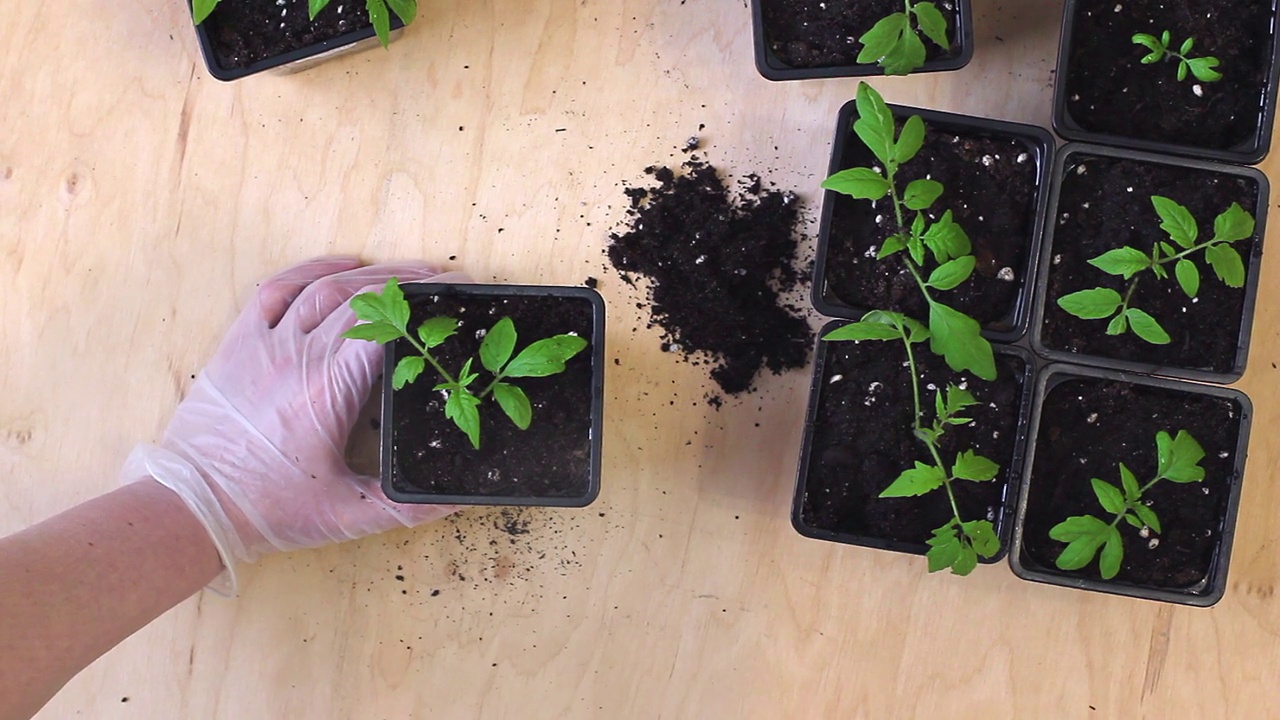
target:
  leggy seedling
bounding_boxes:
[1057,196,1254,344]
[344,279,587,449]
[1050,430,1206,580]
[1132,31,1222,84]
[193,0,415,48]
[858,1,952,76]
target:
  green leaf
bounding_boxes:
[417,317,459,349]
[945,385,977,413]
[1099,526,1124,580]
[1057,287,1123,320]
[1179,37,1194,54]
[912,2,950,49]
[1106,313,1128,335]
[503,335,589,377]
[1050,515,1110,571]
[1161,30,1171,46]
[953,450,999,482]
[894,115,926,164]
[309,0,331,20]
[1125,308,1171,345]
[1187,56,1222,82]
[192,0,219,23]
[443,389,482,449]
[1177,60,1189,82]
[822,321,902,342]
[392,355,425,390]
[883,28,928,76]
[367,0,393,47]
[877,234,907,259]
[1151,196,1198,248]
[1091,478,1126,515]
[907,233,926,266]
[1133,504,1162,534]
[857,13,910,67]
[880,461,946,498]
[350,278,410,332]
[1119,463,1140,501]
[921,210,971,263]
[1088,247,1151,279]
[928,301,996,381]
[1213,202,1255,243]
[1124,513,1145,530]
[911,209,926,239]
[383,0,416,24]
[962,519,1000,557]
[1132,33,1161,52]
[342,321,404,344]
[926,524,962,573]
[1156,430,1206,483]
[1205,245,1245,287]
[861,310,931,344]
[1157,241,1176,259]
[903,179,944,210]
[479,317,517,374]
[852,82,897,167]
[1175,259,1200,299]
[926,255,975,291]
[1151,263,1168,280]
[457,358,477,387]
[934,388,945,420]
[492,382,532,430]
[821,167,891,200]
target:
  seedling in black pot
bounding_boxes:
[194,0,414,47]
[1132,31,1222,84]
[857,1,952,75]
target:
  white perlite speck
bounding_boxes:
[997,267,1015,281]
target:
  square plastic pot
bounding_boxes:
[380,283,605,507]
[1009,363,1251,606]
[813,101,1055,345]
[1029,143,1269,384]
[750,0,974,81]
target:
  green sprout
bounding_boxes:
[857,1,952,75]
[193,0,415,48]
[1132,31,1222,83]
[1050,430,1206,580]
[1056,196,1254,345]
[824,311,1002,575]
[344,279,587,449]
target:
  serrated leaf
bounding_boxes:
[1091,478,1126,515]
[927,255,975,291]
[1175,259,1200,298]
[884,27,928,75]
[417,317,459,349]
[1213,203,1255,243]
[193,0,220,23]
[1157,430,1206,483]
[1126,308,1171,345]
[367,0,392,47]
[1106,313,1128,335]
[1152,196,1198,248]
[894,115,926,164]
[951,544,979,575]
[878,234,907,259]
[503,335,589,377]
[479,317,517,373]
[392,355,425,390]
[492,382,532,430]
[458,358,476,387]
[863,310,930,343]
[1088,247,1151,279]
[1133,504,1162,534]
[821,167,891,200]
[922,210,971,263]
[822,321,902,342]
[1099,526,1124,579]
[443,389,482,449]
[857,12,910,68]
[1205,244,1246,287]
[962,519,1000,557]
[880,461,946,498]
[384,0,416,24]
[928,301,996,381]
[309,0,331,20]
[1058,287,1123,320]
[903,178,944,210]
[945,385,977,412]
[350,278,410,332]
[953,450,999,481]
[1120,463,1140,501]
[926,530,961,573]
[1051,515,1110,571]
[852,82,897,166]
[343,321,404,344]
[1187,56,1222,82]
[913,2,949,49]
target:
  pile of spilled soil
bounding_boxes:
[607,145,813,397]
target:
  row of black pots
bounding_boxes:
[796,99,1265,605]
[751,0,1280,165]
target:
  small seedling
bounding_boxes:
[1057,196,1254,345]
[1050,430,1206,580]
[857,1,951,75]
[824,311,1002,575]
[193,0,415,48]
[822,82,995,381]
[344,279,587,449]
[1132,31,1222,83]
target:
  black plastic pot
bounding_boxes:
[1030,143,1269,384]
[380,283,605,507]
[1052,0,1280,164]
[750,0,974,81]
[1010,364,1251,606]
[193,1,405,82]
[791,323,1035,564]
[813,102,1054,345]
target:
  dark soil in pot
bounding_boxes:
[1039,152,1261,374]
[1060,0,1275,152]
[797,340,1026,553]
[389,292,594,499]
[203,0,374,69]
[822,115,1041,334]
[1019,376,1243,589]
[759,0,959,69]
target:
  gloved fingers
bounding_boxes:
[346,472,461,529]
[256,256,364,328]
[284,261,444,335]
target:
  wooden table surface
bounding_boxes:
[4,0,1279,717]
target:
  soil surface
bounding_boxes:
[1040,153,1260,373]
[608,154,813,396]
[759,0,960,69]
[389,292,595,499]
[823,116,1041,334]
[798,339,1026,554]
[1062,0,1274,150]
[1020,376,1243,590]
[204,0,377,70]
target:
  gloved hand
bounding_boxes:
[124,257,469,595]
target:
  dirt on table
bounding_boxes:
[607,150,813,397]
[759,0,961,69]
[204,0,376,70]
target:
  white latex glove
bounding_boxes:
[124,257,469,595]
